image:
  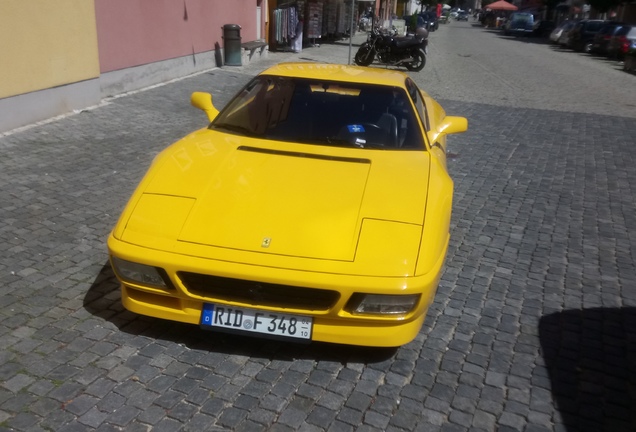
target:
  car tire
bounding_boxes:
[406,49,426,71]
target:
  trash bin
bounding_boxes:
[223,24,242,66]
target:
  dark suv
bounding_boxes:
[568,19,606,52]
[590,22,626,56]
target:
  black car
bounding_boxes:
[503,12,535,36]
[457,11,469,21]
[590,22,626,56]
[567,19,607,52]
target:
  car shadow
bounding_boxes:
[539,308,636,431]
[83,262,398,363]
[547,46,629,71]
[496,33,551,45]
[547,45,585,54]
[582,53,627,70]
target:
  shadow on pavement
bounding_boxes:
[83,262,398,364]
[539,307,636,431]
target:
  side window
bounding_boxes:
[405,78,430,131]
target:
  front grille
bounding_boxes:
[178,272,340,311]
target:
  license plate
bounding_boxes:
[200,303,313,341]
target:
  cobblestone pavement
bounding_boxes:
[1,24,635,432]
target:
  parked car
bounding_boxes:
[607,24,636,60]
[107,62,468,347]
[567,19,606,52]
[503,12,535,36]
[624,40,636,72]
[550,20,577,46]
[590,22,626,56]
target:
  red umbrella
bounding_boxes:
[486,0,518,11]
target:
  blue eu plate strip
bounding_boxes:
[201,303,214,325]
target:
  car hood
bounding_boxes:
[120,129,430,263]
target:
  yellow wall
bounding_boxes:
[0,0,100,99]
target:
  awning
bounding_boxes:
[485,0,518,11]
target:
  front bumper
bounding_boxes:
[108,234,447,347]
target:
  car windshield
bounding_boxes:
[512,14,532,23]
[210,75,426,150]
[587,21,604,31]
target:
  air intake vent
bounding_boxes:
[178,272,340,311]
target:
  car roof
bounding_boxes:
[259,63,409,88]
[597,22,625,34]
[599,22,624,29]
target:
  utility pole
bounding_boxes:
[348,0,355,64]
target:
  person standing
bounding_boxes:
[292,18,304,53]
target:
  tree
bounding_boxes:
[586,0,624,13]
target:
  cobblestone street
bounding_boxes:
[1,23,635,431]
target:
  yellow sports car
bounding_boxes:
[108,63,467,347]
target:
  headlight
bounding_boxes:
[111,257,169,289]
[348,294,420,316]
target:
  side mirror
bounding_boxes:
[191,92,219,122]
[439,116,468,135]
[427,116,467,148]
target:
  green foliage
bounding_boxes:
[410,14,417,31]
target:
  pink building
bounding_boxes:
[96,0,268,97]
[1,0,370,133]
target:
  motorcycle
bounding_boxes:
[354,26,428,71]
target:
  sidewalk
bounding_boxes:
[234,31,369,75]
[1,32,369,139]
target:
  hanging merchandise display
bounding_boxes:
[271,0,355,48]
[271,1,309,51]
[323,0,337,36]
[336,1,347,34]
[336,1,352,35]
[306,1,324,43]
[320,0,353,39]
[271,2,300,49]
